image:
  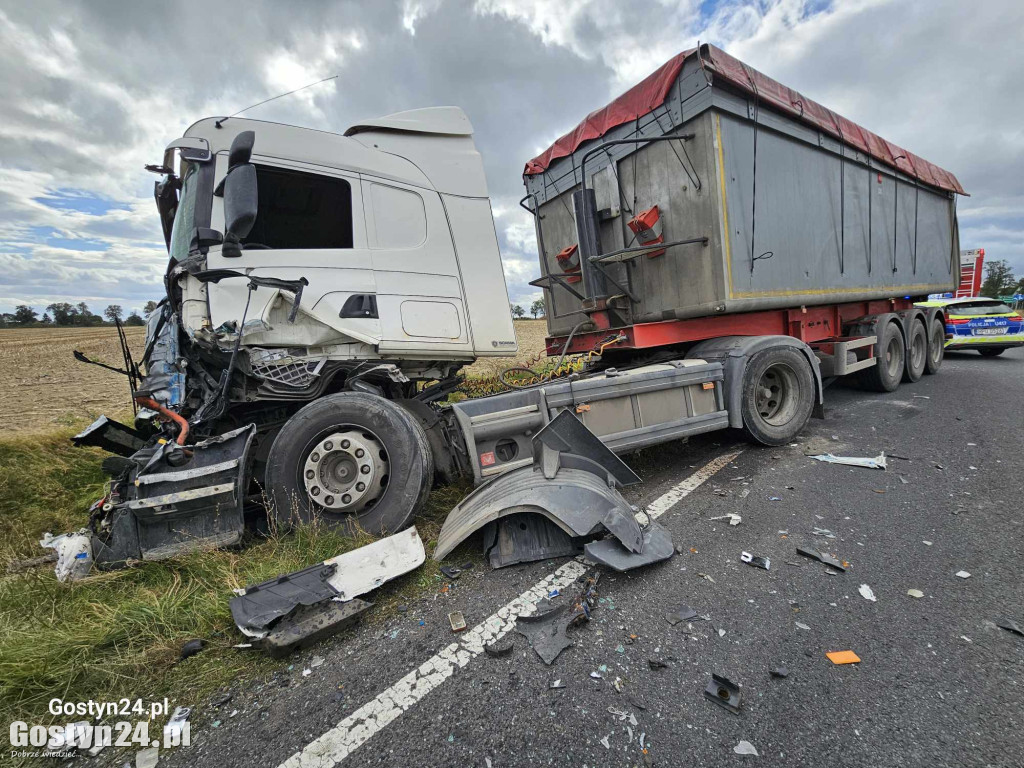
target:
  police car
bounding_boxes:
[915,297,1024,357]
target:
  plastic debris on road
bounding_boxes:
[39,530,93,582]
[907,589,924,598]
[771,666,789,679]
[711,513,742,526]
[955,570,971,579]
[826,650,861,665]
[734,740,759,756]
[448,611,467,632]
[795,621,811,630]
[858,584,877,602]
[665,604,699,625]
[741,551,770,570]
[997,619,1023,637]
[600,735,611,749]
[796,546,846,572]
[809,452,886,470]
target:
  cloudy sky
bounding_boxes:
[1,0,1021,317]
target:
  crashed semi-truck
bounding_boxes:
[74,44,962,565]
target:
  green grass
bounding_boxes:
[0,429,471,731]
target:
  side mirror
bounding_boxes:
[222,131,257,257]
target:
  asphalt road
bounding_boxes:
[163,346,1024,768]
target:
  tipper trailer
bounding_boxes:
[74,45,962,565]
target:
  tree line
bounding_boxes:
[1,300,160,328]
[510,299,546,319]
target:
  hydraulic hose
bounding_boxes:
[134,396,190,445]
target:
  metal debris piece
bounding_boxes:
[811,527,837,539]
[770,666,789,678]
[517,570,600,664]
[955,570,971,579]
[796,546,846,572]
[997,619,1023,637]
[826,650,861,665]
[710,513,742,526]
[809,452,887,470]
[665,604,698,625]
[484,639,514,658]
[858,584,877,602]
[740,551,770,570]
[734,740,759,756]
[704,673,741,714]
[907,589,924,599]
[440,565,461,579]
[549,679,566,689]
[584,520,674,571]
[449,611,467,632]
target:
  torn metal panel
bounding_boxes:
[71,415,147,457]
[584,521,674,571]
[433,466,640,561]
[263,598,373,658]
[324,526,425,600]
[483,513,581,569]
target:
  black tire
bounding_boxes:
[740,346,816,446]
[924,315,945,375]
[265,392,433,535]
[858,319,905,392]
[978,347,1005,358]
[902,319,927,383]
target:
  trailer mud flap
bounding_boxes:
[92,425,256,564]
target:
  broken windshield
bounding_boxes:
[168,163,198,262]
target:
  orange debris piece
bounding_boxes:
[826,650,861,665]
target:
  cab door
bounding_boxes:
[206,154,382,349]
[361,177,472,357]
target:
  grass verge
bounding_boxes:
[0,428,471,731]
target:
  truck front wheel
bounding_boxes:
[740,347,815,446]
[265,392,433,535]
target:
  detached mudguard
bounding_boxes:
[92,425,256,564]
[433,465,640,561]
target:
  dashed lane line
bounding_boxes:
[278,448,743,768]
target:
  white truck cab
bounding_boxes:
[164,107,516,385]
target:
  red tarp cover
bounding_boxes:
[524,44,964,195]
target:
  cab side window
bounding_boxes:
[242,165,353,249]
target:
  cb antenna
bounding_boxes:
[215,74,339,128]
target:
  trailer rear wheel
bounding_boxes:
[858,319,905,392]
[740,347,815,446]
[265,392,433,535]
[902,319,927,383]
[924,315,945,374]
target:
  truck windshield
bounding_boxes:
[168,163,198,262]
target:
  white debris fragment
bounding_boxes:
[310,656,325,668]
[809,452,887,470]
[39,530,94,582]
[600,735,611,749]
[302,668,312,677]
[955,571,971,579]
[734,740,759,756]
[711,513,742,526]
[907,589,924,598]
[923,541,933,546]
[795,622,811,630]
[858,584,877,602]
[136,746,160,768]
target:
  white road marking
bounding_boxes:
[278,448,743,768]
[644,449,743,519]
